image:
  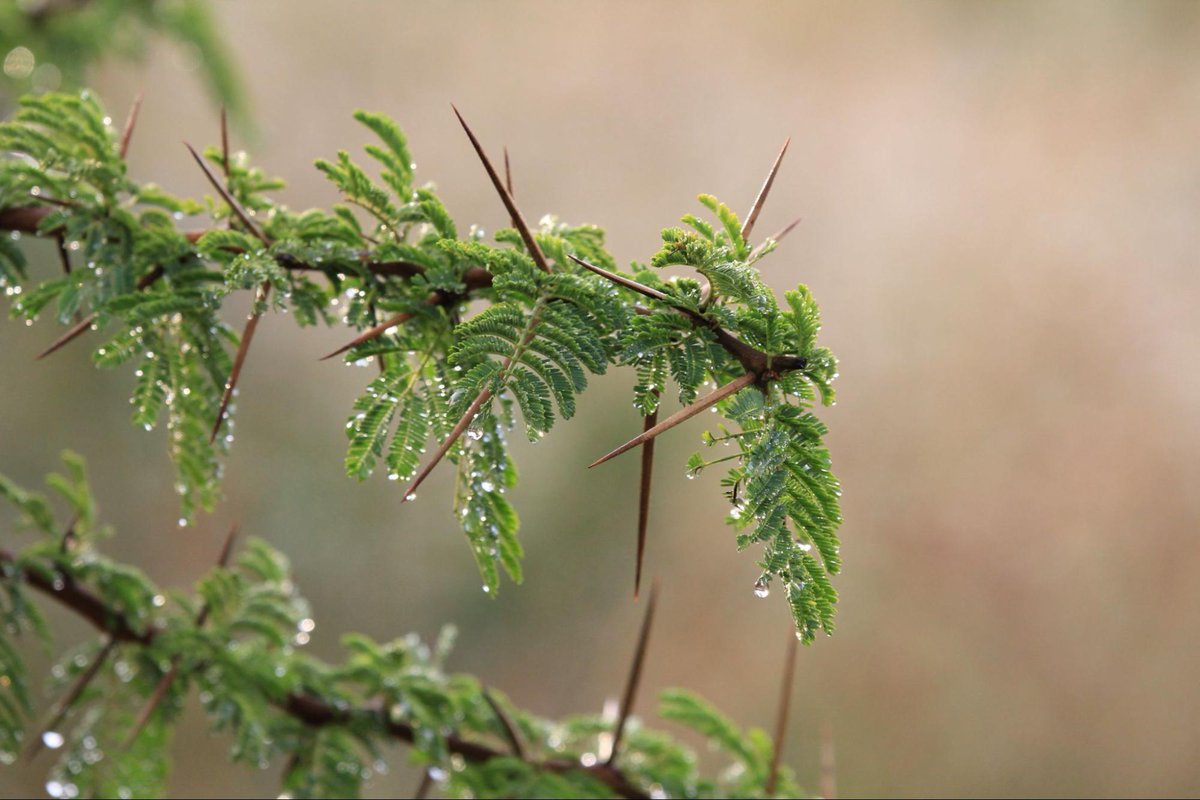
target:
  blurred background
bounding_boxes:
[3,1,1200,796]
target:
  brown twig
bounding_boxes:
[0,205,495,290]
[400,388,491,504]
[34,315,93,360]
[568,255,670,303]
[0,548,651,800]
[23,638,116,761]
[183,142,267,245]
[54,234,71,276]
[451,106,550,274]
[33,265,164,360]
[121,658,178,748]
[634,404,658,600]
[750,216,803,261]
[590,372,756,468]
[210,282,269,443]
[318,283,464,362]
[482,687,525,759]
[0,198,489,366]
[765,634,799,796]
[503,146,519,229]
[320,310,413,362]
[741,138,790,242]
[607,579,659,766]
[413,769,434,799]
[568,255,805,378]
[0,551,153,645]
[118,90,144,162]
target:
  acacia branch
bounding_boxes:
[567,255,806,378]
[0,548,650,799]
[0,205,494,361]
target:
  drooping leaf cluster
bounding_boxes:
[0,88,841,637]
[614,195,842,642]
[0,455,803,799]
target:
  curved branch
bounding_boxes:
[2,204,796,382]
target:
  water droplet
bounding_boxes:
[481,585,490,594]
[404,493,417,502]
[753,576,770,598]
[298,618,315,633]
[480,480,495,492]
[178,518,188,528]
[42,731,65,749]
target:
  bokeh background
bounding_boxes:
[3,1,1200,797]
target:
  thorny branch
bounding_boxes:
[0,111,817,640]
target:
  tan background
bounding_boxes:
[2,1,1200,796]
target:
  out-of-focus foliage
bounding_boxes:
[0,0,242,120]
[0,455,804,799]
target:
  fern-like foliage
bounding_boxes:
[0,456,804,799]
[324,113,627,591]
[614,196,843,642]
[1,89,842,635]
